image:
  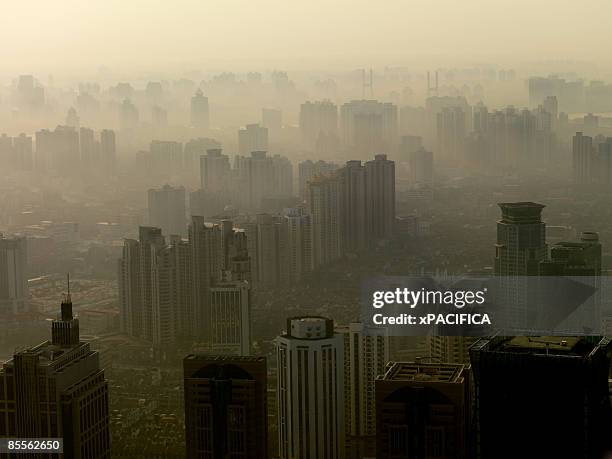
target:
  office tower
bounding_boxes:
[283,208,312,283]
[12,133,33,170]
[191,89,210,130]
[200,148,231,192]
[436,106,466,162]
[118,226,165,341]
[0,292,110,458]
[119,98,139,130]
[408,147,433,186]
[340,100,398,156]
[149,140,184,175]
[298,159,339,200]
[540,231,602,276]
[341,160,368,251]
[262,108,282,131]
[152,105,168,127]
[573,132,595,184]
[151,235,192,348]
[300,100,339,153]
[375,362,471,459]
[79,126,95,167]
[184,355,268,459]
[238,124,268,155]
[100,129,116,175]
[148,185,187,237]
[66,106,80,128]
[470,336,612,459]
[365,154,396,240]
[308,173,344,267]
[189,216,224,343]
[0,234,28,315]
[494,202,546,277]
[339,323,388,457]
[209,273,251,356]
[276,317,345,459]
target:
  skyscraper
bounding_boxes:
[573,131,595,184]
[408,147,433,186]
[100,129,116,176]
[283,207,313,283]
[308,173,344,267]
[148,185,187,237]
[338,323,388,458]
[375,362,471,459]
[300,100,339,149]
[341,160,368,252]
[436,106,466,162]
[298,159,339,200]
[200,148,231,193]
[276,317,345,459]
[238,124,268,155]
[340,100,398,157]
[184,355,268,459]
[365,154,396,240]
[191,89,210,130]
[0,291,110,458]
[470,336,612,459]
[0,234,28,315]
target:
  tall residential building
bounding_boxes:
[0,234,28,315]
[191,89,210,130]
[200,148,231,192]
[119,98,139,130]
[242,213,288,287]
[271,154,294,197]
[298,159,339,200]
[276,317,345,459]
[234,151,290,210]
[340,100,398,156]
[79,127,95,167]
[299,100,339,148]
[148,185,187,237]
[262,108,282,131]
[209,273,251,356]
[375,362,471,459]
[238,124,268,155]
[0,292,110,458]
[35,125,80,172]
[308,174,344,267]
[341,160,368,251]
[573,131,595,184]
[338,323,388,457]
[283,208,312,283]
[365,154,396,240]
[436,106,466,162]
[470,336,612,459]
[184,355,268,459]
[100,129,116,175]
[408,147,433,186]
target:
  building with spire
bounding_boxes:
[0,281,111,458]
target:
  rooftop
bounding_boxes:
[381,362,465,383]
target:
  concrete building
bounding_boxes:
[191,89,210,130]
[238,124,268,155]
[0,234,28,315]
[148,185,187,238]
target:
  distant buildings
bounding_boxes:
[238,124,268,155]
[340,100,398,157]
[190,89,210,130]
[276,317,345,459]
[0,292,110,458]
[147,185,187,238]
[0,234,28,315]
[300,100,339,150]
[184,355,268,458]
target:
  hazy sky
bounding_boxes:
[1,0,610,74]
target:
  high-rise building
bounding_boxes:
[191,89,210,130]
[283,208,312,283]
[338,323,388,457]
[408,147,433,186]
[298,159,339,200]
[300,100,339,149]
[308,173,344,267]
[341,160,368,251]
[365,154,396,240]
[470,336,612,458]
[340,100,398,156]
[79,126,95,167]
[184,355,268,459]
[262,108,282,132]
[0,234,28,315]
[242,213,288,287]
[148,185,187,237]
[276,317,345,459]
[200,148,231,193]
[573,131,595,184]
[436,106,466,162]
[119,98,139,130]
[238,124,268,155]
[375,362,471,459]
[209,273,251,356]
[100,129,116,176]
[235,151,275,210]
[12,133,33,170]
[152,105,168,127]
[0,291,110,458]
